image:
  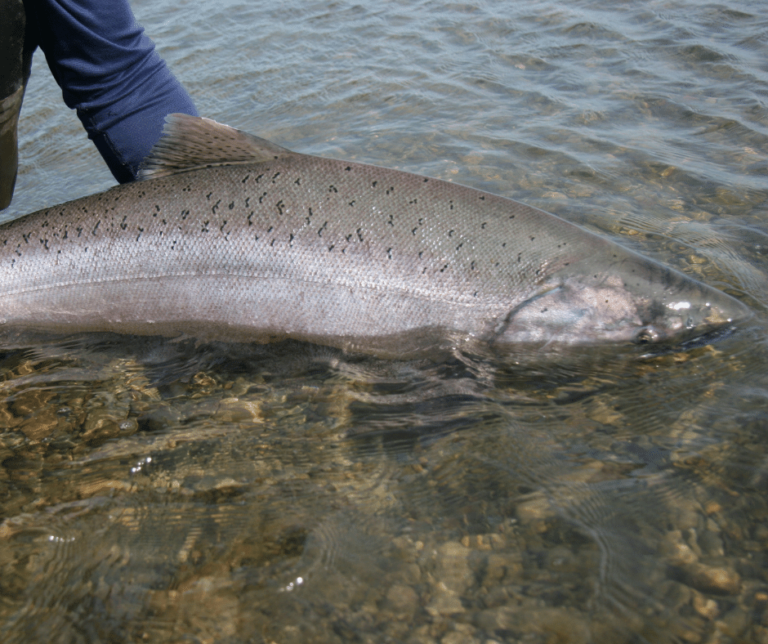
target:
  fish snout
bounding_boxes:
[644,286,752,348]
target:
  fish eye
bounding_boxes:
[635,327,659,344]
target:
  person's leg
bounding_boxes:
[0,0,33,209]
[24,0,198,183]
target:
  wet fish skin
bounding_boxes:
[0,115,750,355]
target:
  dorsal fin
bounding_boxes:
[138,114,295,180]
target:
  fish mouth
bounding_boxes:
[638,322,741,357]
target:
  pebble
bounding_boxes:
[426,588,465,617]
[692,592,719,620]
[662,530,698,565]
[687,563,741,595]
[434,542,472,593]
[382,584,418,617]
[483,552,523,586]
[515,493,555,525]
[441,631,478,644]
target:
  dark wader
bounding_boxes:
[0,0,32,210]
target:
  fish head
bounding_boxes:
[496,247,751,350]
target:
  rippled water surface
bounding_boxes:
[2,1,768,642]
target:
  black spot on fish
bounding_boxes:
[272,172,280,183]
[386,186,394,195]
[372,181,377,187]
[220,220,228,233]
[517,253,522,262]
[509,215,515,219]
[276,200,284,215]
[456,242,463,250]
[92,221,100,235]
[328,244,335,252]
[248,212,255,226]
[329,185,338,193]
[345,166,351,171]
[245,197,251,208]
[206,192,213,200]
[386,248,393,259]
[120,216,128,231]
[479,196,485,201]
[212,199,221,214]
[259,192,267,204]
[270,239,276,247]
[357,228,364,242]
[412,227,418,235]
[136,226,144,242]
[502,242,506,247]
[388,214,394,227]
[448,229,455,237]
[481,222,487,229]
[76,227,83,238]
[424,178,428,182]
[471,260,476,270]
[345,234,353,242]
[418,251,424,259]
[440,263,448,272]
[242,174,251,183]
[530,236,535,242]
[202,221,210,233]
[294,178,301,186]
[155,205,160,213]
[289,233,295,246]
[267,226,274,234]
[229,201,235,210]
[255,173,264,183]
[409,199,418,205]
[318,221,328,237]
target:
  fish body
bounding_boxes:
[0,115,750,355]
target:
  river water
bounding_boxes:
[2,1,768,642]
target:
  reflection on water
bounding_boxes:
[0,329,766,643]
[2,0,768,641]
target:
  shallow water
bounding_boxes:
[2,0,768,642]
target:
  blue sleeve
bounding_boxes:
[24,0,198,182]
